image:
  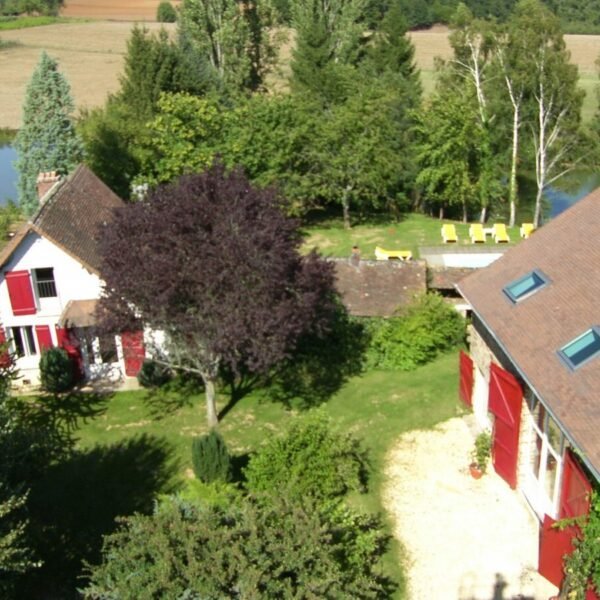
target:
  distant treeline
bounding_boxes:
[274,0,600,33]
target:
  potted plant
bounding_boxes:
[470,431,491,479]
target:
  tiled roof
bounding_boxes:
[29,165,124,274]
[429,267,474,290]
[332,258,427,317]
[457,189,600,478]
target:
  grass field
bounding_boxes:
[65,351,462,596]
[302,212,522,259]
[0,19,597,129]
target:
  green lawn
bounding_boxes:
[302,212,522,259]
[0,16,74,30]
[70,351,464,598]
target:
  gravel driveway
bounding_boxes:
[383,417,559,600]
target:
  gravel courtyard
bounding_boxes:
[383,417,559,600]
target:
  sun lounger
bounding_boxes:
[375,246,412,261]
[520,223,535,239]
[441,224,458,243]
[493,223,510,243]
[469,224,485,244]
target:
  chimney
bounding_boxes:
[36,171,60,203]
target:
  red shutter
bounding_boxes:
[5,271,36,316]
[488,363,522,489]
[121,331,145,376]
[0,327,11,368]
[559,450,592,520]
[55,326,83,380]
[459,351,474,406]
[35,325,53,351]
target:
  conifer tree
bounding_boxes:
[14,52,83,216]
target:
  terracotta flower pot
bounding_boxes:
[469,463,483,479]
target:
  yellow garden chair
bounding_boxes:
[441,224,458,243]
[493,223,510,243]
[375,246,412,261]
[520,223,535,239]
[469,223,486,244]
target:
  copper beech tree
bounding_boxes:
[98,164,336,427]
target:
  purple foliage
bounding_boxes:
[97,164,336,377]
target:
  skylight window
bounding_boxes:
[558,327,600,371]
[503,270,549,303]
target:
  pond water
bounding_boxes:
[0,144,18,205]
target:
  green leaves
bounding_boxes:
[244,411,368,501]
[368,293,466,371]
[14,51,83,215]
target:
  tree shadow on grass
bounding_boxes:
[21,434,179,599]
[264,308,369,410]
[142,373,201,420]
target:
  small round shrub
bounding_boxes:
[137,360,172,388]
[368,292,465,370]
[156,1,176,22]
[39,347,74,393]
[191,430,232,484]
[244,412,368,501]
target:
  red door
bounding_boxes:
[488,363,522,489]
[459,351,474,407]
[121,331,145,376]
[539,514,576,588]
[539,451,594,592]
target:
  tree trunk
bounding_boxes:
[462,202,467,223]
[479,205,487,224]
[204,376,218,428]
[342,189,351,229]
[439,205,444,220]
[508,103,520,227]
[534,91,546,229]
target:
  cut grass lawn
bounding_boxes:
[302,212,522,259]
[69,351,464,598]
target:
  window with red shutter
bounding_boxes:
[35,325,53,351]
[5,271,36,316]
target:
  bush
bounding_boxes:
[191,430,232,484]
[83,495,394,599]
[156,1,176,22]
[39,347,74,393]
[244,412,368,501]
[137,359,172,388]
[368,293,465,371]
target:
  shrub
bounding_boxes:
[156,1,176,22]
[39,347,73,393]
[137,359,172,388]
[368,293,465,371]
[191,430,232,484]
[83,495,394,599]
[244,412,368,501]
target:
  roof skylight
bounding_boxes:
[558,327,600,371]
[503,270,549,303]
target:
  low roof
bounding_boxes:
[332,258,427,317]
[58,299,98,328]
[0,165,124,275]
[458,190,600,478]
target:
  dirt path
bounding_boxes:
[383,417,558,600]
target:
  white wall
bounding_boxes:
[0,232,104,384]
